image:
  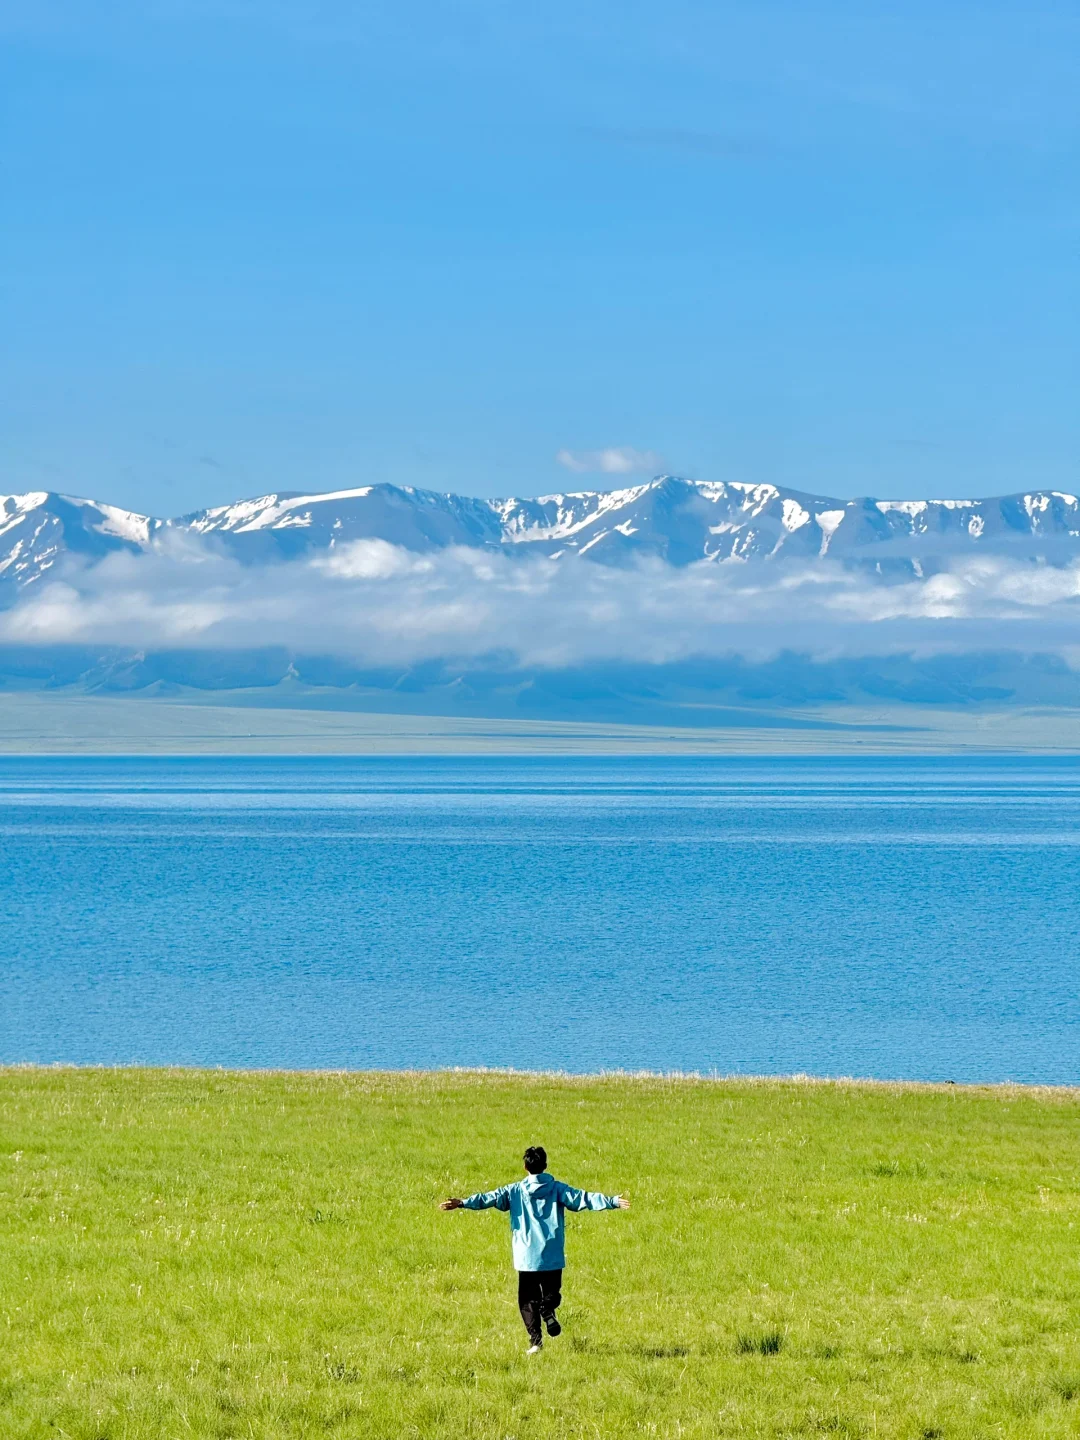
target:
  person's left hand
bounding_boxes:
[615,1195,631,1209]
[440,1197,464,1210]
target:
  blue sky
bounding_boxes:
[3,1,1078,514]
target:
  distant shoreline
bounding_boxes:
[1,691,1080,754]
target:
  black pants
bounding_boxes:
[517,1269,562,1344]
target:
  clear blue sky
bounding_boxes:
[3,1,1078,514]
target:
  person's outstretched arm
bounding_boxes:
[556,1181,630,1211]
[440,1186,512,1212]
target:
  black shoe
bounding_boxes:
[544,1314,562,1337]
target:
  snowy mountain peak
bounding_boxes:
[3,476,1080,594]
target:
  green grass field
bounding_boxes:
[2,1069,1079,1439]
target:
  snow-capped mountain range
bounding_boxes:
[3,475,1080,593]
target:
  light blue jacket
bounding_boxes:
[462,1171,621,1271]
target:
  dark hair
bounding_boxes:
[523,1145,547,1174]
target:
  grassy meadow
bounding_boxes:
[1,1068,1079,1439]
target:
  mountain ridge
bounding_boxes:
[3,475,1080,594]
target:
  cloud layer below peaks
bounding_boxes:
[2,536,1080,668]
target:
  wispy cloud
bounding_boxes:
[555,446,665,476]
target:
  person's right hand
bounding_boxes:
[440,1197,464,1210]
[616,1195,631,1209]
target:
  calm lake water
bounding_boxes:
[1,755,1077,1083]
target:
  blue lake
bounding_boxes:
[1,755,1077,1083]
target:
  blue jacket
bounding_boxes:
[461,1172,621,1271]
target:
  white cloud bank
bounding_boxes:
[2,537,1080,670]
[555,446,665,475]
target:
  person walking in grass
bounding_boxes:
[440,1144,629,1354]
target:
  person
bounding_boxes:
[440,1144,629,1354]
